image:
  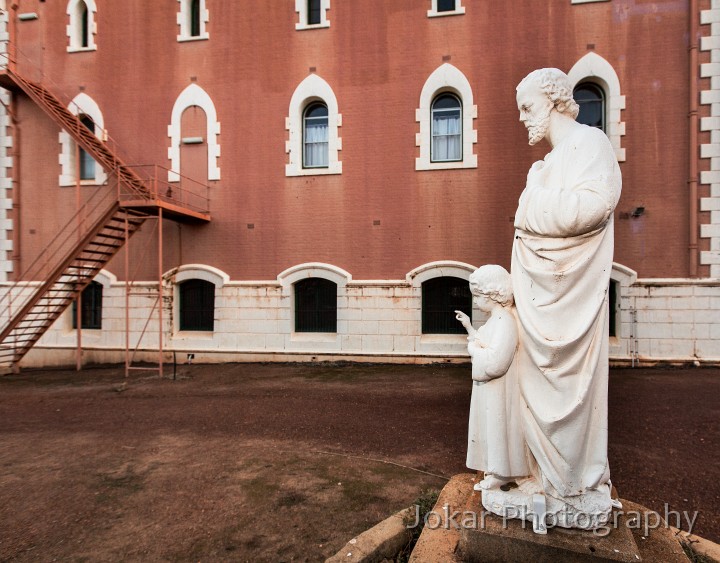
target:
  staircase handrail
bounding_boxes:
[0,176,125,331]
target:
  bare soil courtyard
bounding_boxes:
[0,363,718,561]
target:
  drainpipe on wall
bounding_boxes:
[689,0,699,278]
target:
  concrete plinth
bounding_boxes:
[410,474,689,563]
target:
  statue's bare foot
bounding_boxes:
[517,476,543,495]
[474,474,512,491]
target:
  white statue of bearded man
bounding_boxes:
[482,68,622,530]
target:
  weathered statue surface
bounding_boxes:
[461,68,622,531]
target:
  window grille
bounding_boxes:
[422,276,471,334]
[72,281,102,330]
[295,278,337,332]
[179,279,215,331]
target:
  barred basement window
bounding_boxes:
[72,281,102,329]
[422,276,471,334]
[179,279,215,331]
[295,277,337,333]
[574,82,605,131]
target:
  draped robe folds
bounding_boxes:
[511,125,621,503]
[466,308,528,479]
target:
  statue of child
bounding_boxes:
[455,265,528,491]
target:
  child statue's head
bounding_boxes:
[469,265,514,307]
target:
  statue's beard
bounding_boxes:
[525,108,552,146]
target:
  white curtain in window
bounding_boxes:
[304,122,329,167]
[432,113,461,161]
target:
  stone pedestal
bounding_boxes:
[410,474,689,563]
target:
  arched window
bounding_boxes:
[431,93,462,162]
[295,277,337,333]
[72,281,103,330]
[416,64,477,170]
[79,2,89,47]
[303,103,329,168]
[574,82,605,131]
[167,83,221,182]
[66,0,96,52]
[190,0,201,37]
[79,114,95,180]
[421,276,471,334]
[177,0,209,41]
[59,93,106,186]
[286,74,341,176]
[179,279,215,331]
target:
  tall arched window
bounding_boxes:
[574,82,605,131]
[79,114,95,180]
[295,277,337,333]
[431,93,462,162]
[79,1,89,47]
[190,0,201,37]
[422,276,471,334]
[179,279,215,331]
[66,0,96,52]
[303,103,329,168]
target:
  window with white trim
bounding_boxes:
[295,0,330,30]
[427,0,465,17]
[303,103,329,168]
[177,0,209,41]
[286,74,341,176]
[568,52,626,161]
[66,0,96,52]
[416,64,477,171]
[59,93,107,186]
[167,83,221,182]
[431,94,462,162]
[574,82,605,131]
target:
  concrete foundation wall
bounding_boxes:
[8,264,720,369]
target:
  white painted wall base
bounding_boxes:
[5,265,720,369]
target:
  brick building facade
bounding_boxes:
[0,0,719,368]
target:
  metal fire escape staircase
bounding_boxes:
[0,67,210,371]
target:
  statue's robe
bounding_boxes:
[466,308,528,479]
[511,125,621,505]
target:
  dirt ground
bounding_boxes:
[0,363,718,561]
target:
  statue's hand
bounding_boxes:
[455,310,471,329]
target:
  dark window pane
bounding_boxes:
[190,0,201,37]
[608,280,617,338]
[179,279,215,331]
[79,114,95,180]
[295,278,337,332]
[72,281,102,330]
[574,83,605,131]
[431,94,462,162]
[79,2,89,47]
[308,0,322,24]
[422,276,471,334]
[437,0,456,12]
[303,102,329,168]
